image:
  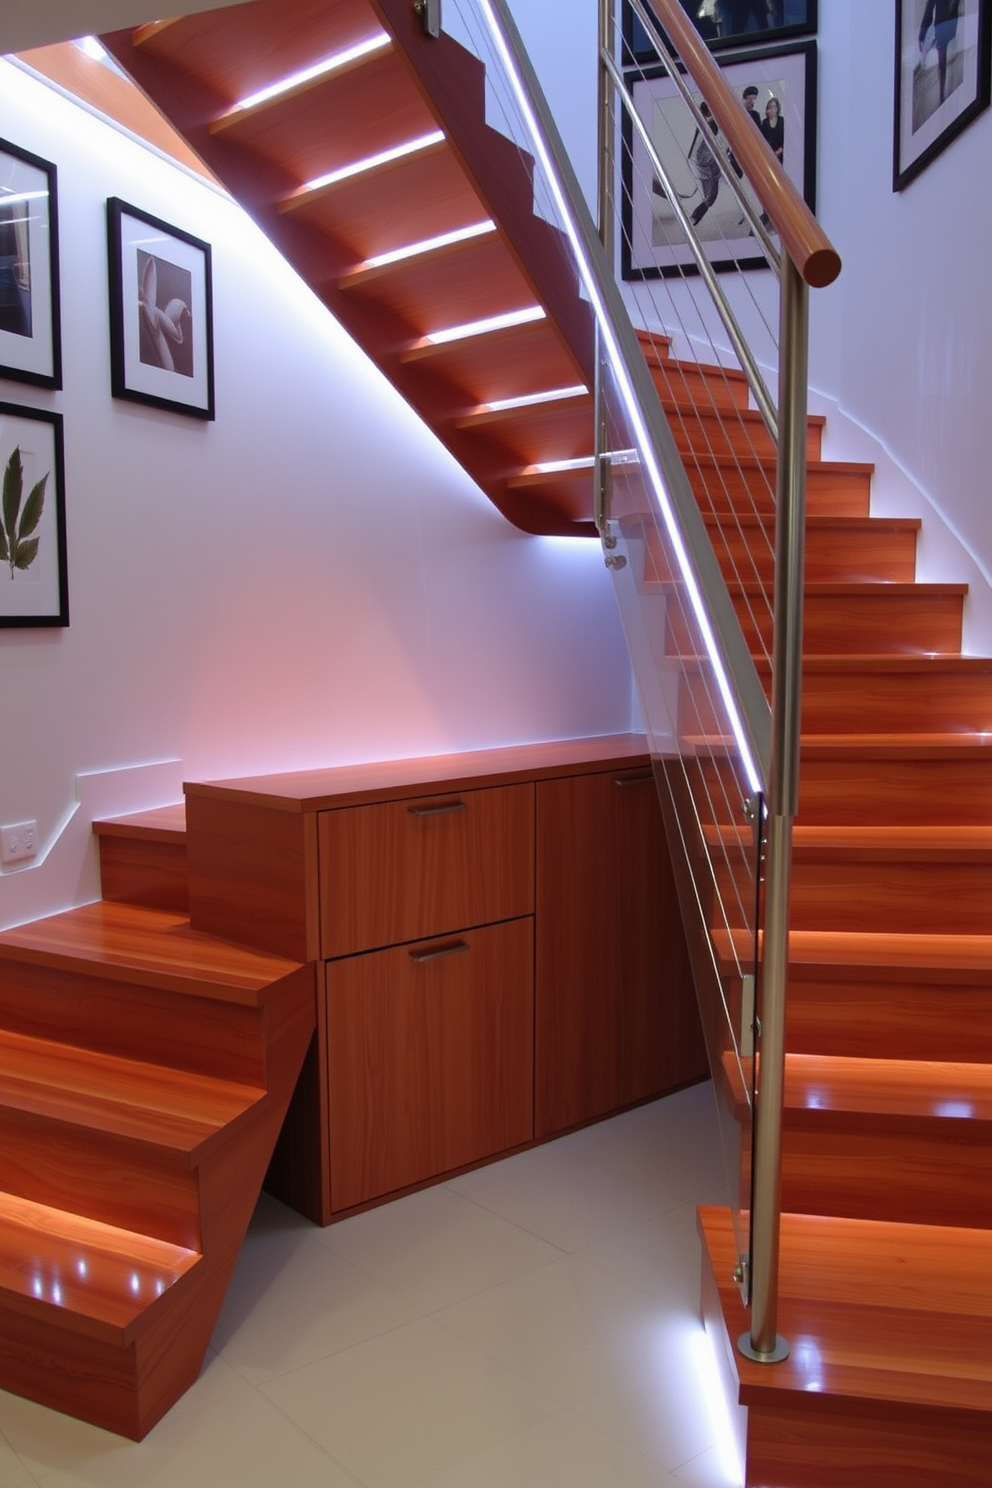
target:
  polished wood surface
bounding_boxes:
[327,919,534,1211]
[17,43,212,178]
[186,734,653,811]
[0,861,315,1435]
[186,795,320,962]
[319,783,534,958]
[534,767,705,1136]
[699,1207,992,1486]
[651,0,841,287]
[104,0,598,537]
[96,806,189,914]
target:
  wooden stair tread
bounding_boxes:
[0,1191,199,1340]
[93,804,187,842]
[784,1052,992,1121]
[700,1207,992,1413]
[790,824,992,856]
[0,1029,265,1158]
[801,731,992,757]
[0,901,301,1003]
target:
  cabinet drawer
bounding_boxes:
[326,917,534,1211]
[318,783,534,958]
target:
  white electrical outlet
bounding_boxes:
[1,820,38,865]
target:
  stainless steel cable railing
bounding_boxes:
[437,0,840,1365]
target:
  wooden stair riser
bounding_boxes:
[797,752,992,826]
[663,407,823,463]
[688,462,873,518]
[694,749,992,827]
[0,961,267,1088]
[785,856,992,936]
[97,834,189,914]
[780,1121,992,1229]
[644,518,920,588]
[662,587,965,659]
[711,851,992,935]
[0,1116,202,1248]
[647,360,750,411]
[787,977,992,1063]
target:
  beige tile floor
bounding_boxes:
[0,1081,743,1488]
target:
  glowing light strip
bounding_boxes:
[486,384,587,412]
[478,0,761,794]
[234,33,389,112]
[302,131,444,193]
[426,305,545,346]
[364,220,495,270]
[533,456,594,475]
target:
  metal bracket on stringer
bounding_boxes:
[414,0,441,37]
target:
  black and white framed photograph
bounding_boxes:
[0,138,61,390]
[894,0,991,189]
[622,41,817,278]
[0,400,68,628]
[623,1,818,64]
[107,197,215,419]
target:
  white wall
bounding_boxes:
[0,58,634,928]
[513,0,992,645]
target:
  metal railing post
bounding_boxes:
[739,254,808,1366]
[594,0,617,539]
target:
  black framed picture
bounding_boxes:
[107,198,215,419]
[894,0,991,189]
[622,41,817,279]
[623,1,818,64]
[0,400,68,628]
[0,138,62,390]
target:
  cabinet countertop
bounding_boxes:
[183,734,652,813]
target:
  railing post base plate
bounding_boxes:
[737,1332,790,1365]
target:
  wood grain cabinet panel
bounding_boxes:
[326,918,534,1211]
[535,767,705,1137]
[318,784,534,958]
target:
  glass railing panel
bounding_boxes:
[599,348,760,1273]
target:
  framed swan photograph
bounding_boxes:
[107,197,214,419]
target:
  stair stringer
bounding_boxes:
[101,1,598,536]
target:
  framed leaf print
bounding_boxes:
[0,400,68,627]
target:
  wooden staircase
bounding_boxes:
[101,0,600,537]
[632,337,992,1483]
[0,815,315,1438]
[0,0,981,1472]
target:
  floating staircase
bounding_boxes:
[0,819,314,1438]
[0,0,984,1472]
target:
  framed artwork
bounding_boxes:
[622,41,817,278]
[894,0,991,189]
[0,401,68,628]
[0,138,62,390]
[107,198,215,419]
[623,1,818,64]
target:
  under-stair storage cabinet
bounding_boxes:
[184,736,703,1225]
[322,784,535,1211]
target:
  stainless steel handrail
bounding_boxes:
[479,0,772,792]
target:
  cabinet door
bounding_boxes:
[319,784,534,959]
[327,918,534,1211]
[535,768,704,1137]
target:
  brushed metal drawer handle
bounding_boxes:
[409,940,470,964]
[614,772,653,787]
[408,800,467,817]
